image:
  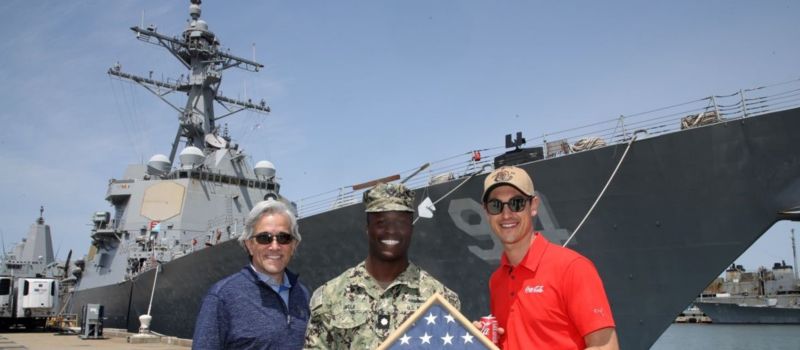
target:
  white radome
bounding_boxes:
[254,160,276,178]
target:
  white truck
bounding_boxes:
[0,277,60,329]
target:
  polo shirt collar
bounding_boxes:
[500,232,548,273]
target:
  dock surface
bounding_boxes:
[0,331,189,349]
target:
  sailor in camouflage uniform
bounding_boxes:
[303,182,460,349]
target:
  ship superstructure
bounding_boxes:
[706,261,800,300]
[72,0,279,291]
[1,207,57,279]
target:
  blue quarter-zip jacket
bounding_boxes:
[192,266,310,350]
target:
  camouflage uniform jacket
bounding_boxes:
[303,261,460,349]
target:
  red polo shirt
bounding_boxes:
[490,233,615,349]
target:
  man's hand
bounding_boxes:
[471,320,505,336]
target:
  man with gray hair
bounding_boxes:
[193,199,310,350]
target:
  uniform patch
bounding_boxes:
[377,314,391,330]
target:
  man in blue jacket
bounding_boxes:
[193,199,310,349]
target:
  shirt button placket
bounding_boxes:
[509,271,518,298]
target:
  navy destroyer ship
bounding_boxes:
[697,302,800,324]
[68,1,800,348]
[695,231,800,324]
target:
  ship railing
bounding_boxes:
[161,167,278,191]
[296,149,505,218]
[296,78,800,218]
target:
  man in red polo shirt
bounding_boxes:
[481,165,618,350]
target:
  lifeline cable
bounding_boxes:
[412,164,492,225]
[562,130,647,247]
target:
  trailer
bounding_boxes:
[0,277,60,329]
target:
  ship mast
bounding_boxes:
[108,0,270,164]
[792,228,799,280]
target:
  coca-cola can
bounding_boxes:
[480,315,498,344]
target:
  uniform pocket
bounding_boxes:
[394,301,422,325]
[330,304,369,329]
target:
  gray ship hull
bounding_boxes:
[696,302,800,324]
[69,106,800,349]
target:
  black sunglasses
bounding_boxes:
[252,232,294,245]
[485,196,532,215]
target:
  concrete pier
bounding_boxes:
[0,329,190,349]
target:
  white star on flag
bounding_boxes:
[377,293,499,349]
[442,332,454,345]
[462,332,475,344]
[425,312,437,325]
[420,332,432,344]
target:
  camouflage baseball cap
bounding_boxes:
[364,182,415,213]
[482,166,535,203]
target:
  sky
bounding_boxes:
[0,0,798,275]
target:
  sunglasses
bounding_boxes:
[252,232,294,245]
[485,196,532,215]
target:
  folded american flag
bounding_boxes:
[377,293,498,350]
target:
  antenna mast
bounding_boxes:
[792,228,798,280]
[0,229,6,259]
[108,0,271,164]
